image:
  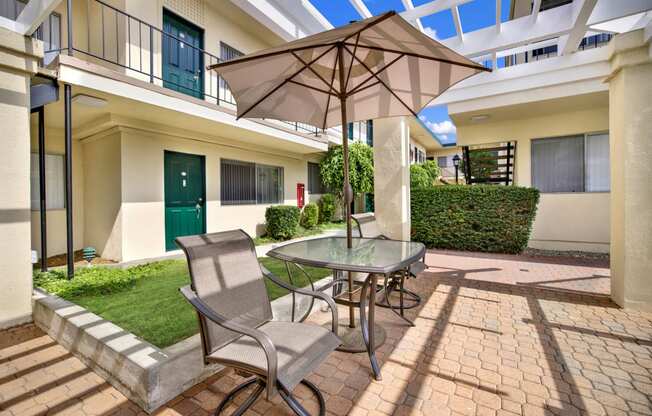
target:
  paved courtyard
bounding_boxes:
[2,250,651,416]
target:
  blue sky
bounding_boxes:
[309,0,512,144]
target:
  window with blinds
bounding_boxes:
[220,159,283,205]
[531,133,609,193]
[307,162,327,194]
[30,153,65,210]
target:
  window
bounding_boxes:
[30,153,65,210]
[347,120,371,143]
[437,156,451,167]
[531,133,609,193]
[220,159,283,205]
[307,162,326,194]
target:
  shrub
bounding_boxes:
[422,160,441,182]
[265,205,300,240]
[319,194,336,223]
[410,164,432,189]
[320,143,374,198]
[300,203,319,229]
[32,261,173,298]
[411,185,540,254]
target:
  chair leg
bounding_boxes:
[278,379,326,416]
[214,377,264,416]
[376,277,421,310]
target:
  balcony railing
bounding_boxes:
[58,0,320,136]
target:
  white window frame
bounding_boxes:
[530,131,610,194]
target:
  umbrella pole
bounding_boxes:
[338,43,356,329]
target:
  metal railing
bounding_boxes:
[60,0,320,136]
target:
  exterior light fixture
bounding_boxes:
[470,114,489,122]
[72,94,108,108]
[452,154,461,184]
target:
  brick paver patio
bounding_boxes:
[2,250,651,416]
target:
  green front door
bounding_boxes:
[164,151,206,251]
[162,10,203,99]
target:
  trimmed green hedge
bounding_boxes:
[300,203,319,229]
[411,186,540,254]
[265,205,300,240]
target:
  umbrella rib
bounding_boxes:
[342,43,490,72]
[343,45,419,119]
[348,80,381,96]
[346,53,404,96]
[291,51,340,95]
[322,50,340,130]
[288,79,338,96]
[237,44,338,120]
[344,34,361,92]
[208,43,338,70]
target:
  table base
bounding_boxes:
[324,319,386,353]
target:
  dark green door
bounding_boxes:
[164,151,206,251]
[162,10,203,99]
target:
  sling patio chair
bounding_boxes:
[351,213,426,313]
[177,230,341,416]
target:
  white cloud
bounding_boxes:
[423,119,456,135]
[423,26,438,40]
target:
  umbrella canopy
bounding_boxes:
[209,11,489,248]
[209,11,488,129]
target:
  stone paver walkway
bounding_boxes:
[2,252,651,416]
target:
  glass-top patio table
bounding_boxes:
[267,236,426,380]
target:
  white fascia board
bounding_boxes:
[0,15,18,32]
[400,0,473,21]
[15,0,62,35]
[440,3,574,58]
[447,77,608,115]
[300,0,334,30]
[58,64,327,152]
[433,47,610,105]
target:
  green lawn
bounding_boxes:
[253,221,345,246]
[50,258,331,349]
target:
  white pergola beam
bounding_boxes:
[559,0,598,55]
[496,0,501,33]
[348,0,372,19]
[401,0,424,32]
[587,0,652,26]
[441,2,574,58]
[451,6,463,41]
[531,0,542,22]
[15,0,61,35]
[400,0,473,21]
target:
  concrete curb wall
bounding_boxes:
[32,275,333,413]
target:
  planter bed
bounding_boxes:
[32,258,332,413]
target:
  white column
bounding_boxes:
[607,29,652,312]
[0,28,43,328]
[373,117,411,240]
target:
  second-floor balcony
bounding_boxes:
[15,0,323,137]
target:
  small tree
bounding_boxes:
[319,143,374,208]
[459,151,498,181]
[421,160,441,184]
[410,164,431,189]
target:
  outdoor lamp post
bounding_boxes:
[453,154,461,184]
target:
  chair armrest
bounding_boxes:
[179,285,279,399]
[261,265,339,336]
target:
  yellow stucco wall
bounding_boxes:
[451,104,610,252]
[0,28,42,328]
[29,127,85,258]
[607,30,652,311]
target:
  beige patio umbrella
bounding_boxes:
[209,11,489,248]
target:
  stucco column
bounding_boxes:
[607,29,652,312]
[373,117,411,240]
[0,28,43,328]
